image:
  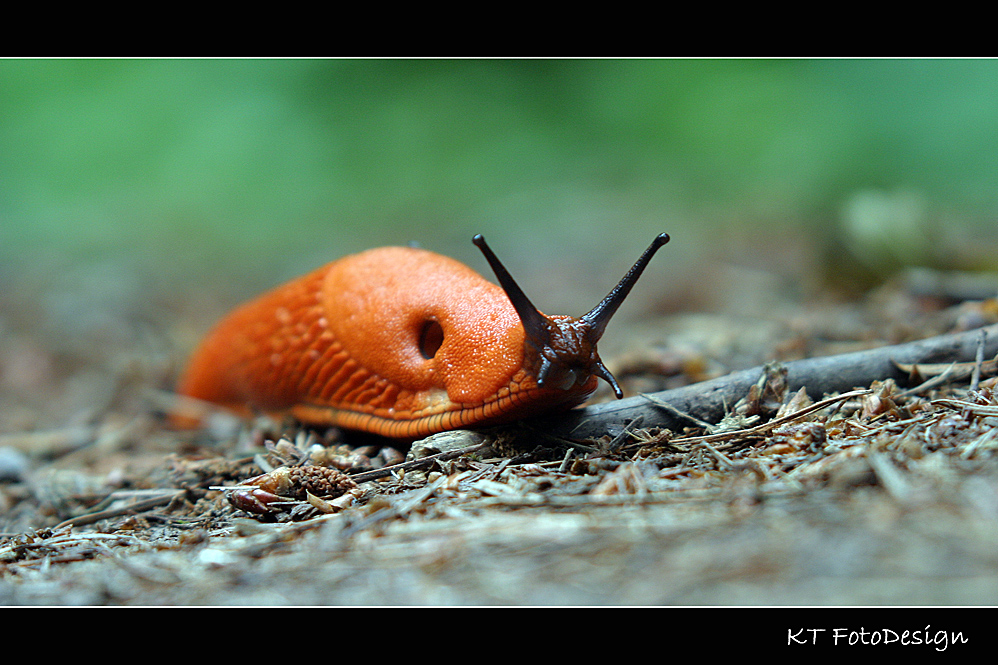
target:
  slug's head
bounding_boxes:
[473,232,670,399]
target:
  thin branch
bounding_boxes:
[971,329,988,392]
[541,322,998,440]
[348,442,490,483]
[54,490,185,529]
[667,389,871,447]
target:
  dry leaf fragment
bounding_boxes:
[224,465,359,516]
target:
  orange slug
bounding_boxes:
[176,233,670,439]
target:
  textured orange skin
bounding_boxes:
[177,246,599,439]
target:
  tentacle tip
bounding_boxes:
[472,234,486,247]
[654,232,670,247]
[594,362,624,399]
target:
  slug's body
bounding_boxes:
[177,234,669,439]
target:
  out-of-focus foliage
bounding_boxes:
[1,59,996,288]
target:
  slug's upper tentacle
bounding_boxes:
[472,232,670,399]
[581,233,671,339]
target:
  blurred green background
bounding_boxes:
[2,58,997,317]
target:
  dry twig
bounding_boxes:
[543,323,998,439]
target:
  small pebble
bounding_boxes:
[0,447,29,482]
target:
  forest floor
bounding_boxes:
[2,260,998,606]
